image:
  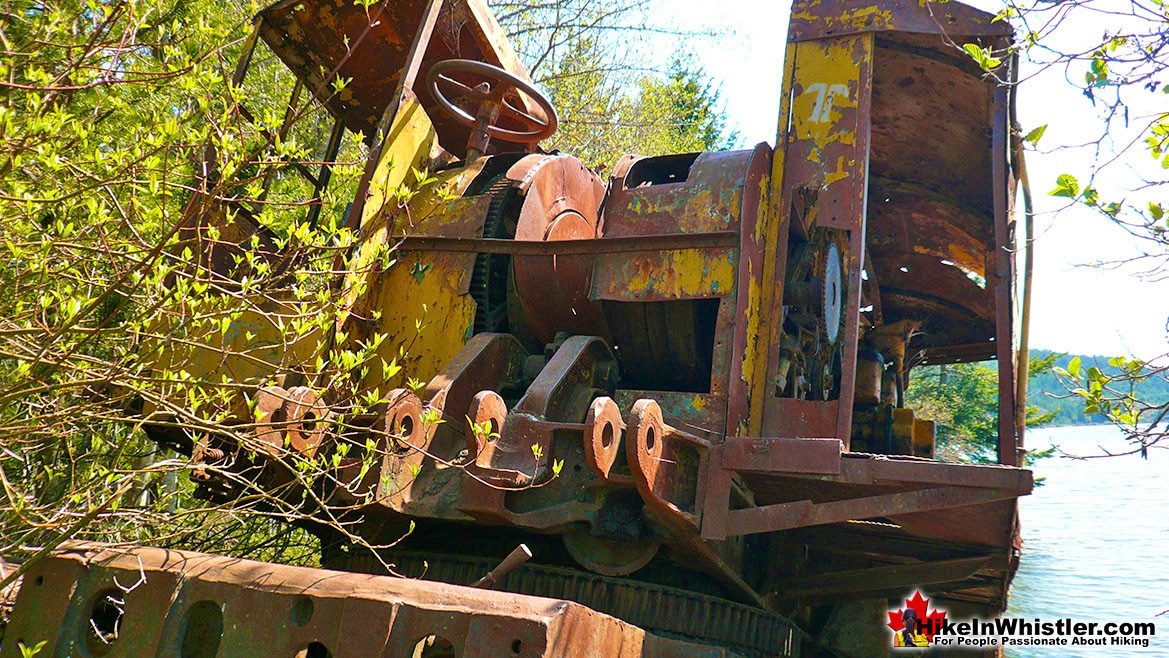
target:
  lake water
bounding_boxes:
[1006,425,1167,657]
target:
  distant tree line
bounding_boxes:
[1029,349,1169,427]
[906,349,1169,463]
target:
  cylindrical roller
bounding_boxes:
[854,347,884,406]
[563,526,660,577]
[507,155,609,343]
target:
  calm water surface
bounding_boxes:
[1006,425,1167,657]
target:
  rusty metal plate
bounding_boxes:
[602,150,760,238]
[788,0,1012,42]
[257,0,530,140]
[869,36,996,215]
[721,437,843,475]
[1,543,740,658]
[783,34,872,232]
[762,399,841,439]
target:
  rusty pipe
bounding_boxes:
[472,544,532,589]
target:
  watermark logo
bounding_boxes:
[887,591,947,648]
[886,589,1157,650]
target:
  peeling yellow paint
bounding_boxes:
[335,95,482,394]
[363,252,476,397]
[791,38,861,148]
[824,155,852,184]
[842,5,895,31]
[682,188,728,232]
[745,42,801,437]
[617,249,737,299]
[144,299,320,416]
[791,2,895,34]
[596,248,737,301]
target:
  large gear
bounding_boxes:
[819,240,843,344]
[780,229,846,400]
[345,551,801,657]
[468,174,520,334]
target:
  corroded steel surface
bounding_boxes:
[346,551,801,657]
[788,0,1012,42]
[257,0,532,144]
[0,543,737,658]
[866,31,1003,365]
[508,155,609,343]
[598,146,770,435]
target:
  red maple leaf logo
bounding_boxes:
[887,591,947,641]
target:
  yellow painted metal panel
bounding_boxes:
[594,248,737,301]
[741,44,800,437]
[790,37,864,186]
[143,298,320,416]
[337,94,485,395]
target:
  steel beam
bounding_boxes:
[772,555,992,601]
[723,486,1017,537]
[721,437,842,474]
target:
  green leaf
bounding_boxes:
[1023,124,1047,146]
[1086,58,1110,87]
[19,640,48,658]
[1049,174,1080,198]
[410,260,432,283]
[1067,356,1082,378]
[962,43,1002,71]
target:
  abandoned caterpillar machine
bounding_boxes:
[1,0,1035,656]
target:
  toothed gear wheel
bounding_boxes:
[820,240,843,344]
[468,174,520,334]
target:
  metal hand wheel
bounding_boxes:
[425,59,558,144]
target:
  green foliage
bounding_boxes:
[1031,349,1169,428]
[1022,124,1047,146]
[1040,349,1169,455]
[632,56,738,157]
[962,43,1003,72]
[533,42,735,166]
[998,0,1169,271]
[0,0,449,574]
[907,348,1169,462]
[906,363,1001,463]
[493,0,734,167]
[1049,174,1080,199]
[0,0,736,575]
[906,354,1059,463]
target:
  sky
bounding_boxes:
[649,0,1168,359]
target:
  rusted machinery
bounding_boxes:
[1,0,1034,656]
